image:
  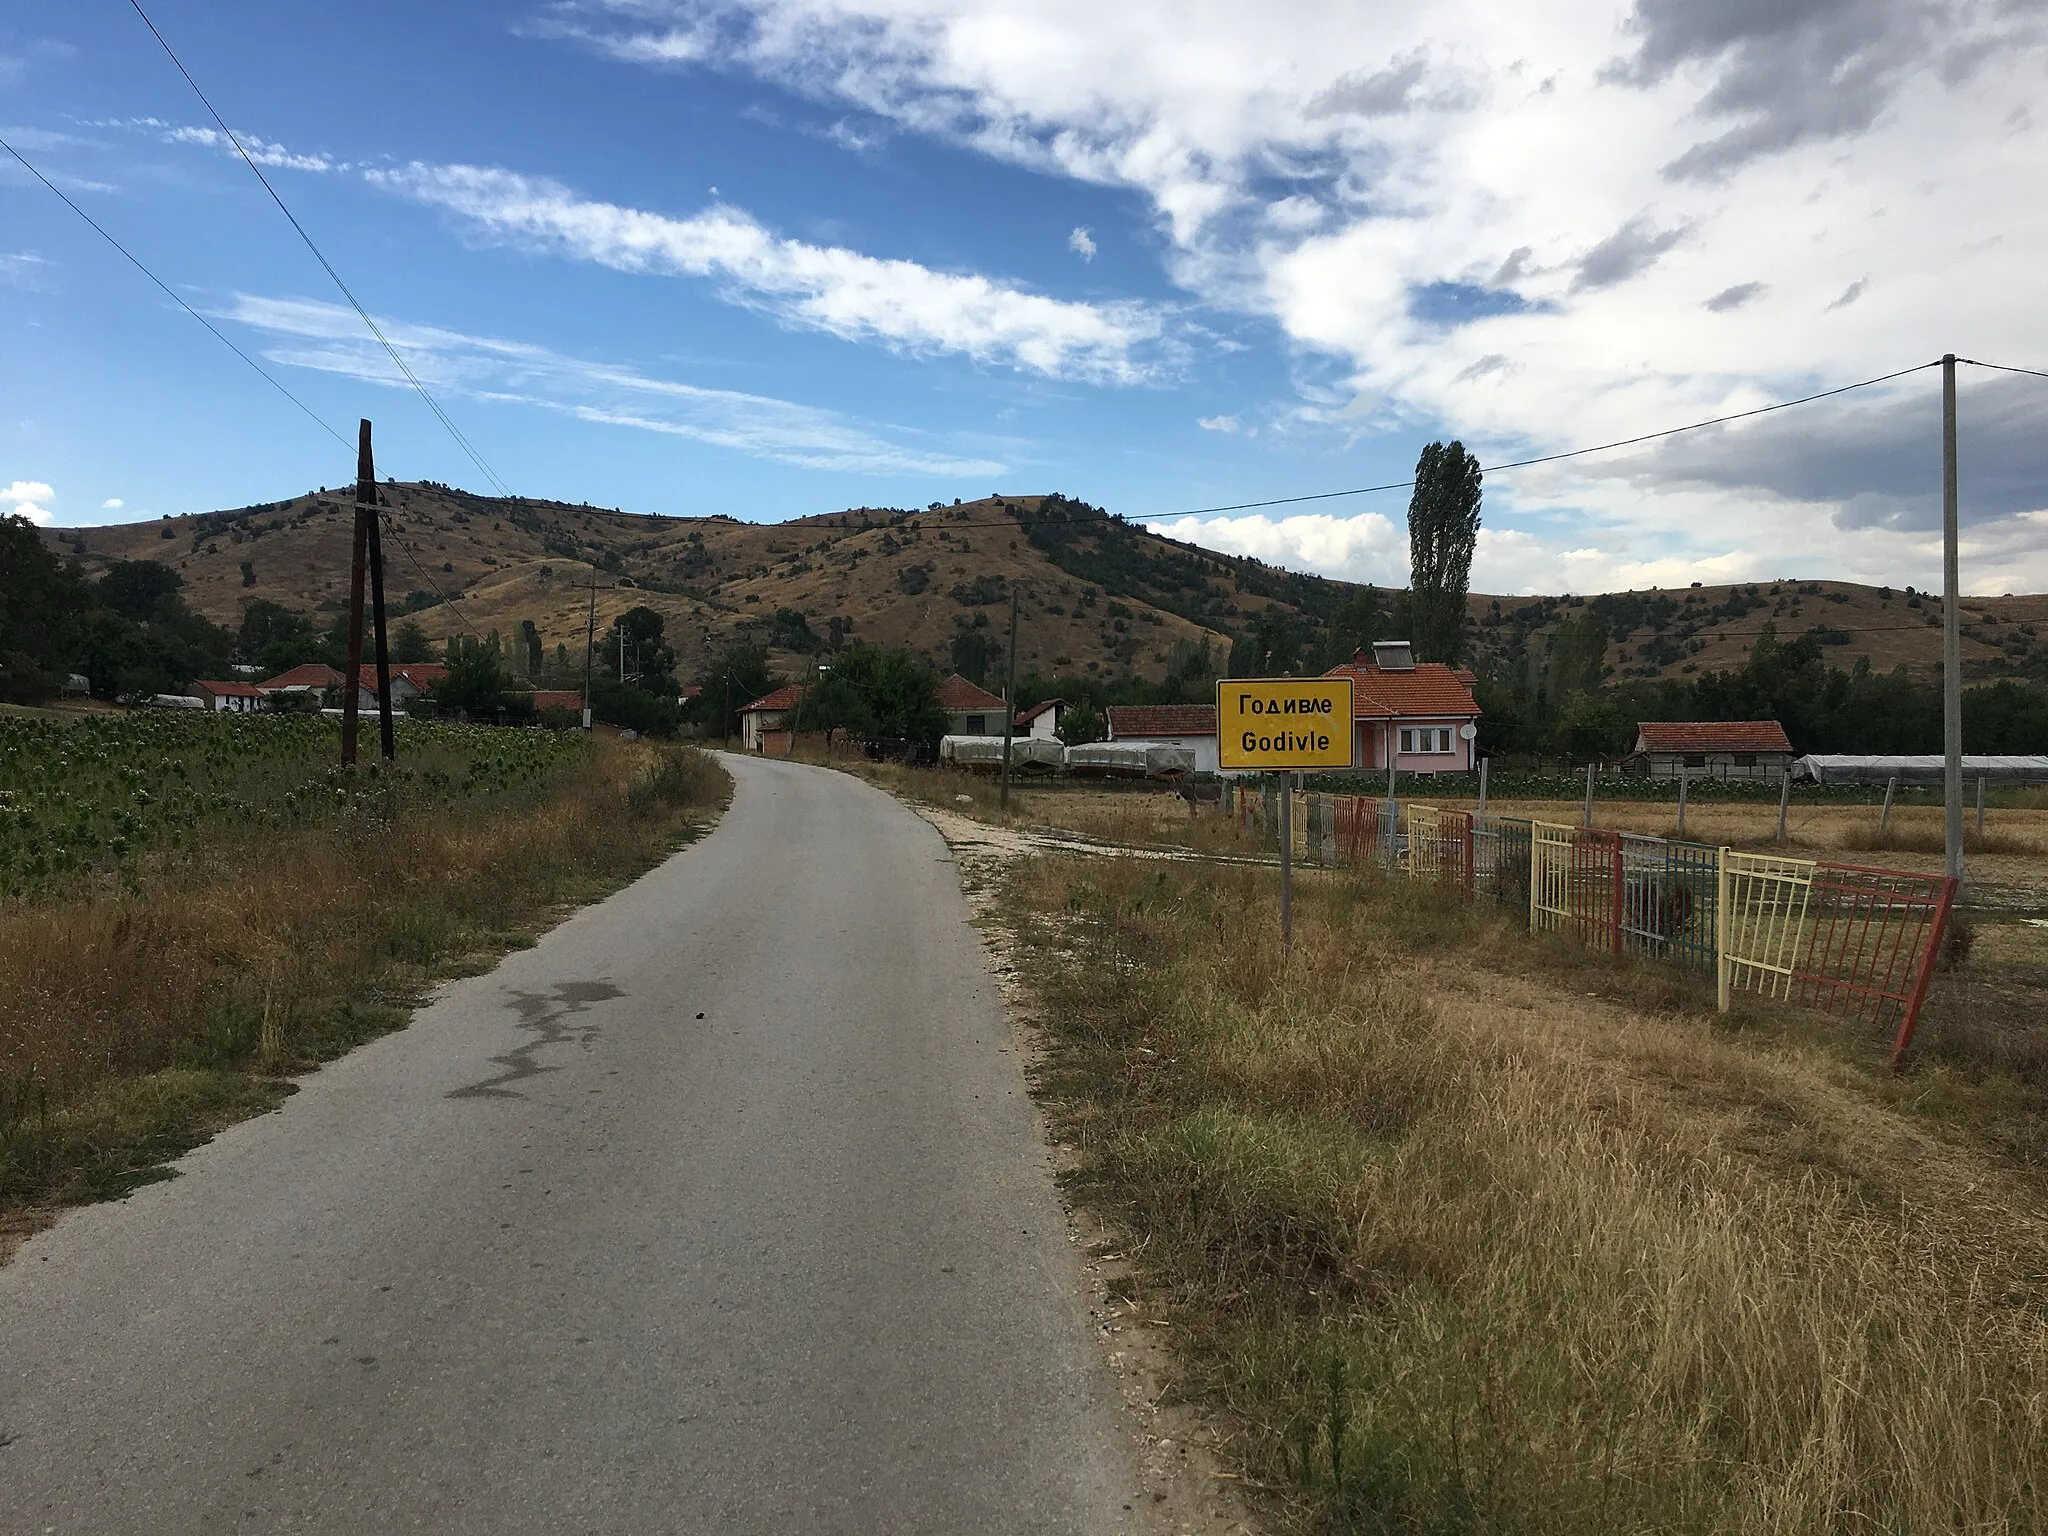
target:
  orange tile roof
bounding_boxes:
[259,663,344,691]
[193,679,264,698]
[529,689,584,712]
[1634,721,1793,754]
[1106,704,1217,738]
[355,663,448,694]
[1320,660,1481,720]
[740,683,804,713]
[1014,698,1061,727]
[936,673,1008,711]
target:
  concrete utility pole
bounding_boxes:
[1941,353,1963,882]
[999,585,1020,813]
[358,420,394,763]
[341,428,370,768]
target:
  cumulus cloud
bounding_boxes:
[3,480,55,525]
[102,497,124,509]
[1145,509,1404,583]
[1067,225,1096,261]
[1196,414,1239,433]
[369,162,1162,383]
[221,293,1006,476]
[517,3,2048,584]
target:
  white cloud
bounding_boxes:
[101,497,123,509]
[221,294,1006,476]
[1067,225,1095,261]
[1196,414,1239,433]
[367,161,1163,384]
[1145,510,1403,583]
[3,480,56,526]
[553,0,2048,585]
[102,118,343,173]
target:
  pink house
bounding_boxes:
[1321,642,1482,776]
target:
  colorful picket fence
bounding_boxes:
[1296,793,1957,1066]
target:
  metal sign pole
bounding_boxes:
[1279,770,1293,947]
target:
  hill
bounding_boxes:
[40,486,2047,692]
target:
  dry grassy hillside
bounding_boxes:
[43,485,2043,687]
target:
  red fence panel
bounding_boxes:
[1793,862,1957,1065]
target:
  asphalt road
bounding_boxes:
[0,754,1138,1534]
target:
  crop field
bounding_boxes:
[0,711,585,896]
[0,711,725,1230]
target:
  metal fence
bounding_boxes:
[1310,792,1956,1066]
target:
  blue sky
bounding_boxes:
[5,1,2046,594]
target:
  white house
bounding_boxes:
[1014,698,1063,740]
[191,679,266,713]
[738,682,804,751]
[1104,704,1222,774]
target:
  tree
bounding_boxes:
[605,606,678,696]
[518,619,542,677]
[238,599,317,674]
[431,635,517,718]
[949,627,1001,687]
[696,642,776,740]
[98,559,185,621]
[392,620,435,664]
[807,645,948,746]
[1406,440,1483,663]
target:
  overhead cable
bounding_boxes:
[126,0,514,499]
[1,132,350,451]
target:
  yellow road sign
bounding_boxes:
[1216,677,1356,771]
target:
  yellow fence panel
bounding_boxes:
[1404,804,1442,881]
[1718,851,1816,1009]
[1530,821,1575,937]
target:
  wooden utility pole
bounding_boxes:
[1941,353,1963,882]
[999,585,1020,812]
[357,420,394,762]
[581,561,598,731]
[341,427,370,767]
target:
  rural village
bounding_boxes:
[5,3,2048,1533]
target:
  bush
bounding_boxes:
[629,746,724,814]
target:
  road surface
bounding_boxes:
[0,754,1139,1533]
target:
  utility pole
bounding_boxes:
[1941,353,1963,883]
[357,420,394,763]
[341,428,370,768]
[999,584,1020,812]
[581,561,598,732]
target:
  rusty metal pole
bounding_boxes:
[341,432,369,768]
[358,420,395,761]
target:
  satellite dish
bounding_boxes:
[1459,723,1479,740]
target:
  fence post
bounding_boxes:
[1610,839,1624,956]
[1583,761,1595,828]
[1777,767,1791,843]
[1715,850,1732,1013]
[1528,826,1540,935]
[1878,773,1899,836]
[1463,817,1475,898]
[1477,755,1489,826]
[1976,774,1986,835]
[1890,876,1958,1070]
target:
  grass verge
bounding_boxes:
[1002,852,2048,1534]
[0,741,727,1227]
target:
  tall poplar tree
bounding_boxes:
[1406,440,1483,664]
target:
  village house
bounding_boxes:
[1623,721,1795,780]
[737,682,804,752]
[1104,704,1223,773]
[1014,698,1063,741]
[1322,641,1483,776]
[350,663,448,712]
[257,663,346,706]
[190,679,266,714]
[936,673,1010,737]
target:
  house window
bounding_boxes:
[965,714,986,734]
[1684,753,1707,768]
[1398,727,1455,755]
[1734,753,1757,767]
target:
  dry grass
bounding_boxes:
[0,743,726,1215]
[1004,854,2048,1534]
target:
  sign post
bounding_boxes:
[1218,677,1356,946]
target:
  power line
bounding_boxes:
[1156,360,1944,518]
[1,132,351,452]
[125,0,514,500]
[1959,357,2048,383]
